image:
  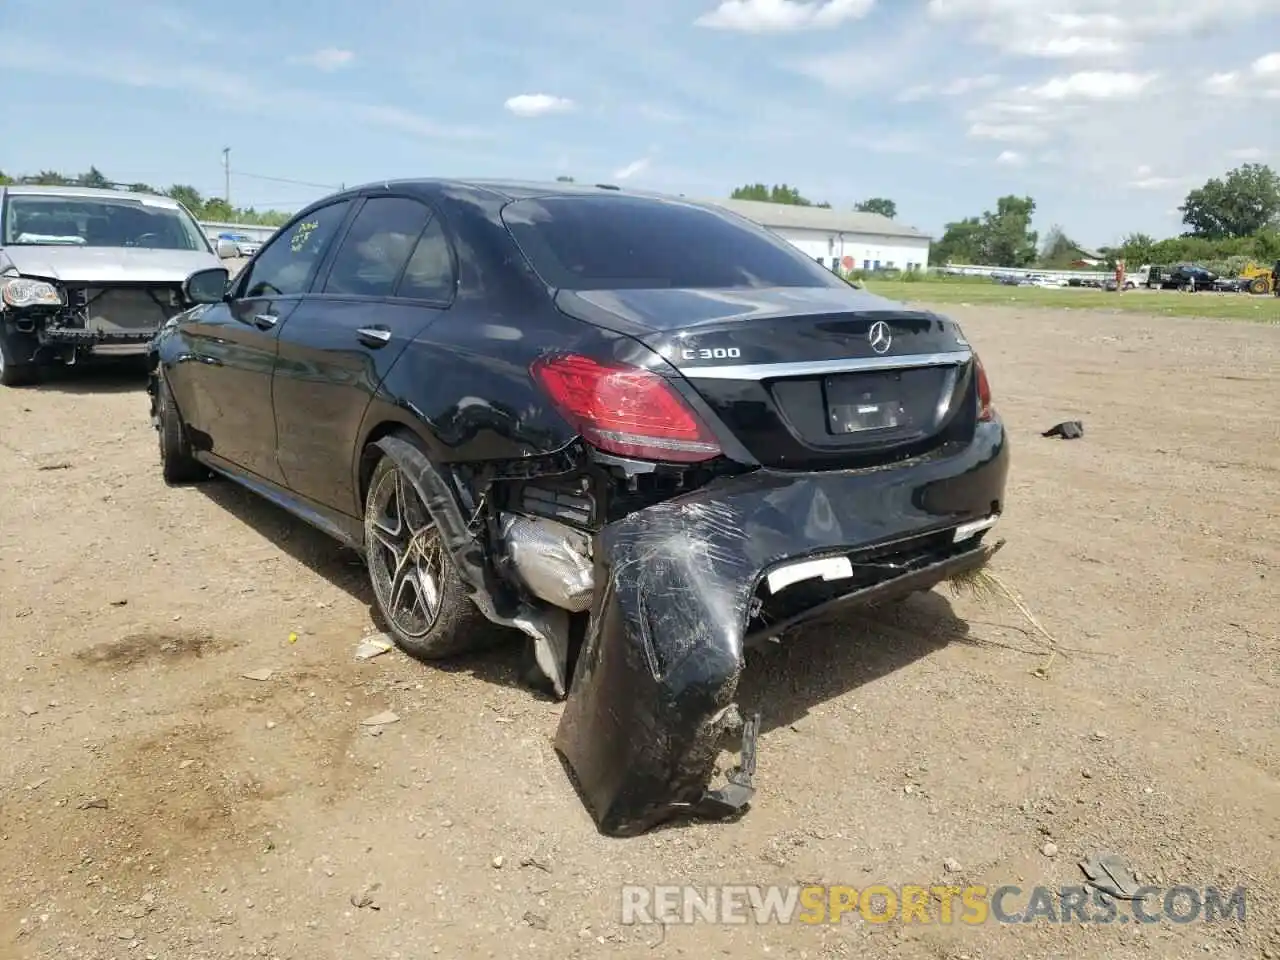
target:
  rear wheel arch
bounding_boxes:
[355,415,446,511]
[361,436,498,660]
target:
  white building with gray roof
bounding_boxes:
[700,198,933,273]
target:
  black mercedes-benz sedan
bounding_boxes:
[148,178,1009,836]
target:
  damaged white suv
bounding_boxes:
[0,185,229,386]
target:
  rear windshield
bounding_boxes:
[500,195,846,291]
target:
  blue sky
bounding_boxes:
[6,0,1280,247]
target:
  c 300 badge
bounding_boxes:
[679,346,741,361]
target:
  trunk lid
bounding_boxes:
[555,285,979,470]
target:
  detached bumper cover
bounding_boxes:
[38,327,156,345]
[554,423,1009,837]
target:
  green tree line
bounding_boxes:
[731,164,1280,274]
[0,166,293,227]
[729,182,899,220]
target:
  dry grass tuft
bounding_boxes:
[947,566,1060,677]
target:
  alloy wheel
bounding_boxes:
[366,464,444,638]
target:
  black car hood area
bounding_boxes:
[555,422,1008,836]
[554,285,968,367]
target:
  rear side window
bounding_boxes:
[500,196,845,291]
[323,197,433,297]
[396,216,455,301]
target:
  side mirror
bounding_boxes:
[215,238,239,259]
[184,267,231,305]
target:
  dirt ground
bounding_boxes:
[1,304,1277,960]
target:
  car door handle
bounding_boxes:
[253,313,279,330]
[356,326,392,347]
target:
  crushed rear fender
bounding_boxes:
[554,424,1009,837]
[373,435,572,677]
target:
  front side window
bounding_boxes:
[2,194,210,252]
[322,197,434,297]
[500,195,847,292]
[240,200,351,298]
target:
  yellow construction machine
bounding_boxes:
[1237,261,1278,295]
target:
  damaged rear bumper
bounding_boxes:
[554,424,1009,837]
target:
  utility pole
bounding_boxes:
[222,147,231,205]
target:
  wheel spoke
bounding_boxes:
[369,523,405,565]
[390,561,420,626]
[420,561,441,616]
[395,471,413,530]
[366,462,443,638]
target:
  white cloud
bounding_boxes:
[1129,164,1181,188]
[145,5,219,44]
[1029,71,1158,100]
[1202,52,1280,98]
[964,71,1158,151]
[899,73,1000,101]
[961,63,1203,184]
[845,129,926,154]
[292,48,354,71]
[1254,51,1280,76]
[1228,147,1264,160]
[926,2,1130,58]
[696,0,874,32]
[636,104,688,123]
[5,36,486,141]
[996,150,1024,165]
[968,122,1048,143]
[503,93,575,117]
[790,17,934,91]
[965,98,1053,142]
[613,157,651,180]
[1205,71,1242,95]
[926,1,1280,59]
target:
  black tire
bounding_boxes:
[362,438,496,660]
[156,374,208,485]
[0,333,38,387]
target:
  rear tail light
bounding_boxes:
[974,355,994,421]
[530,353,723,463]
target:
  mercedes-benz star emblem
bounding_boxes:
[868,320,892,355]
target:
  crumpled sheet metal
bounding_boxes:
[374,435,571,690]
[554,428,1009,837]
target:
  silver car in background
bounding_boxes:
[217,232,261,257]
[0,185,227,386]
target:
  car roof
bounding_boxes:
[344,177,696,206]
[0,184,184,208]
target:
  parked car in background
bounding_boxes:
[216,231,261,257]
[1146,264,1218,290]
[148,178,1009,837]
[0,185,226,385]
[1030,275,1068,289]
